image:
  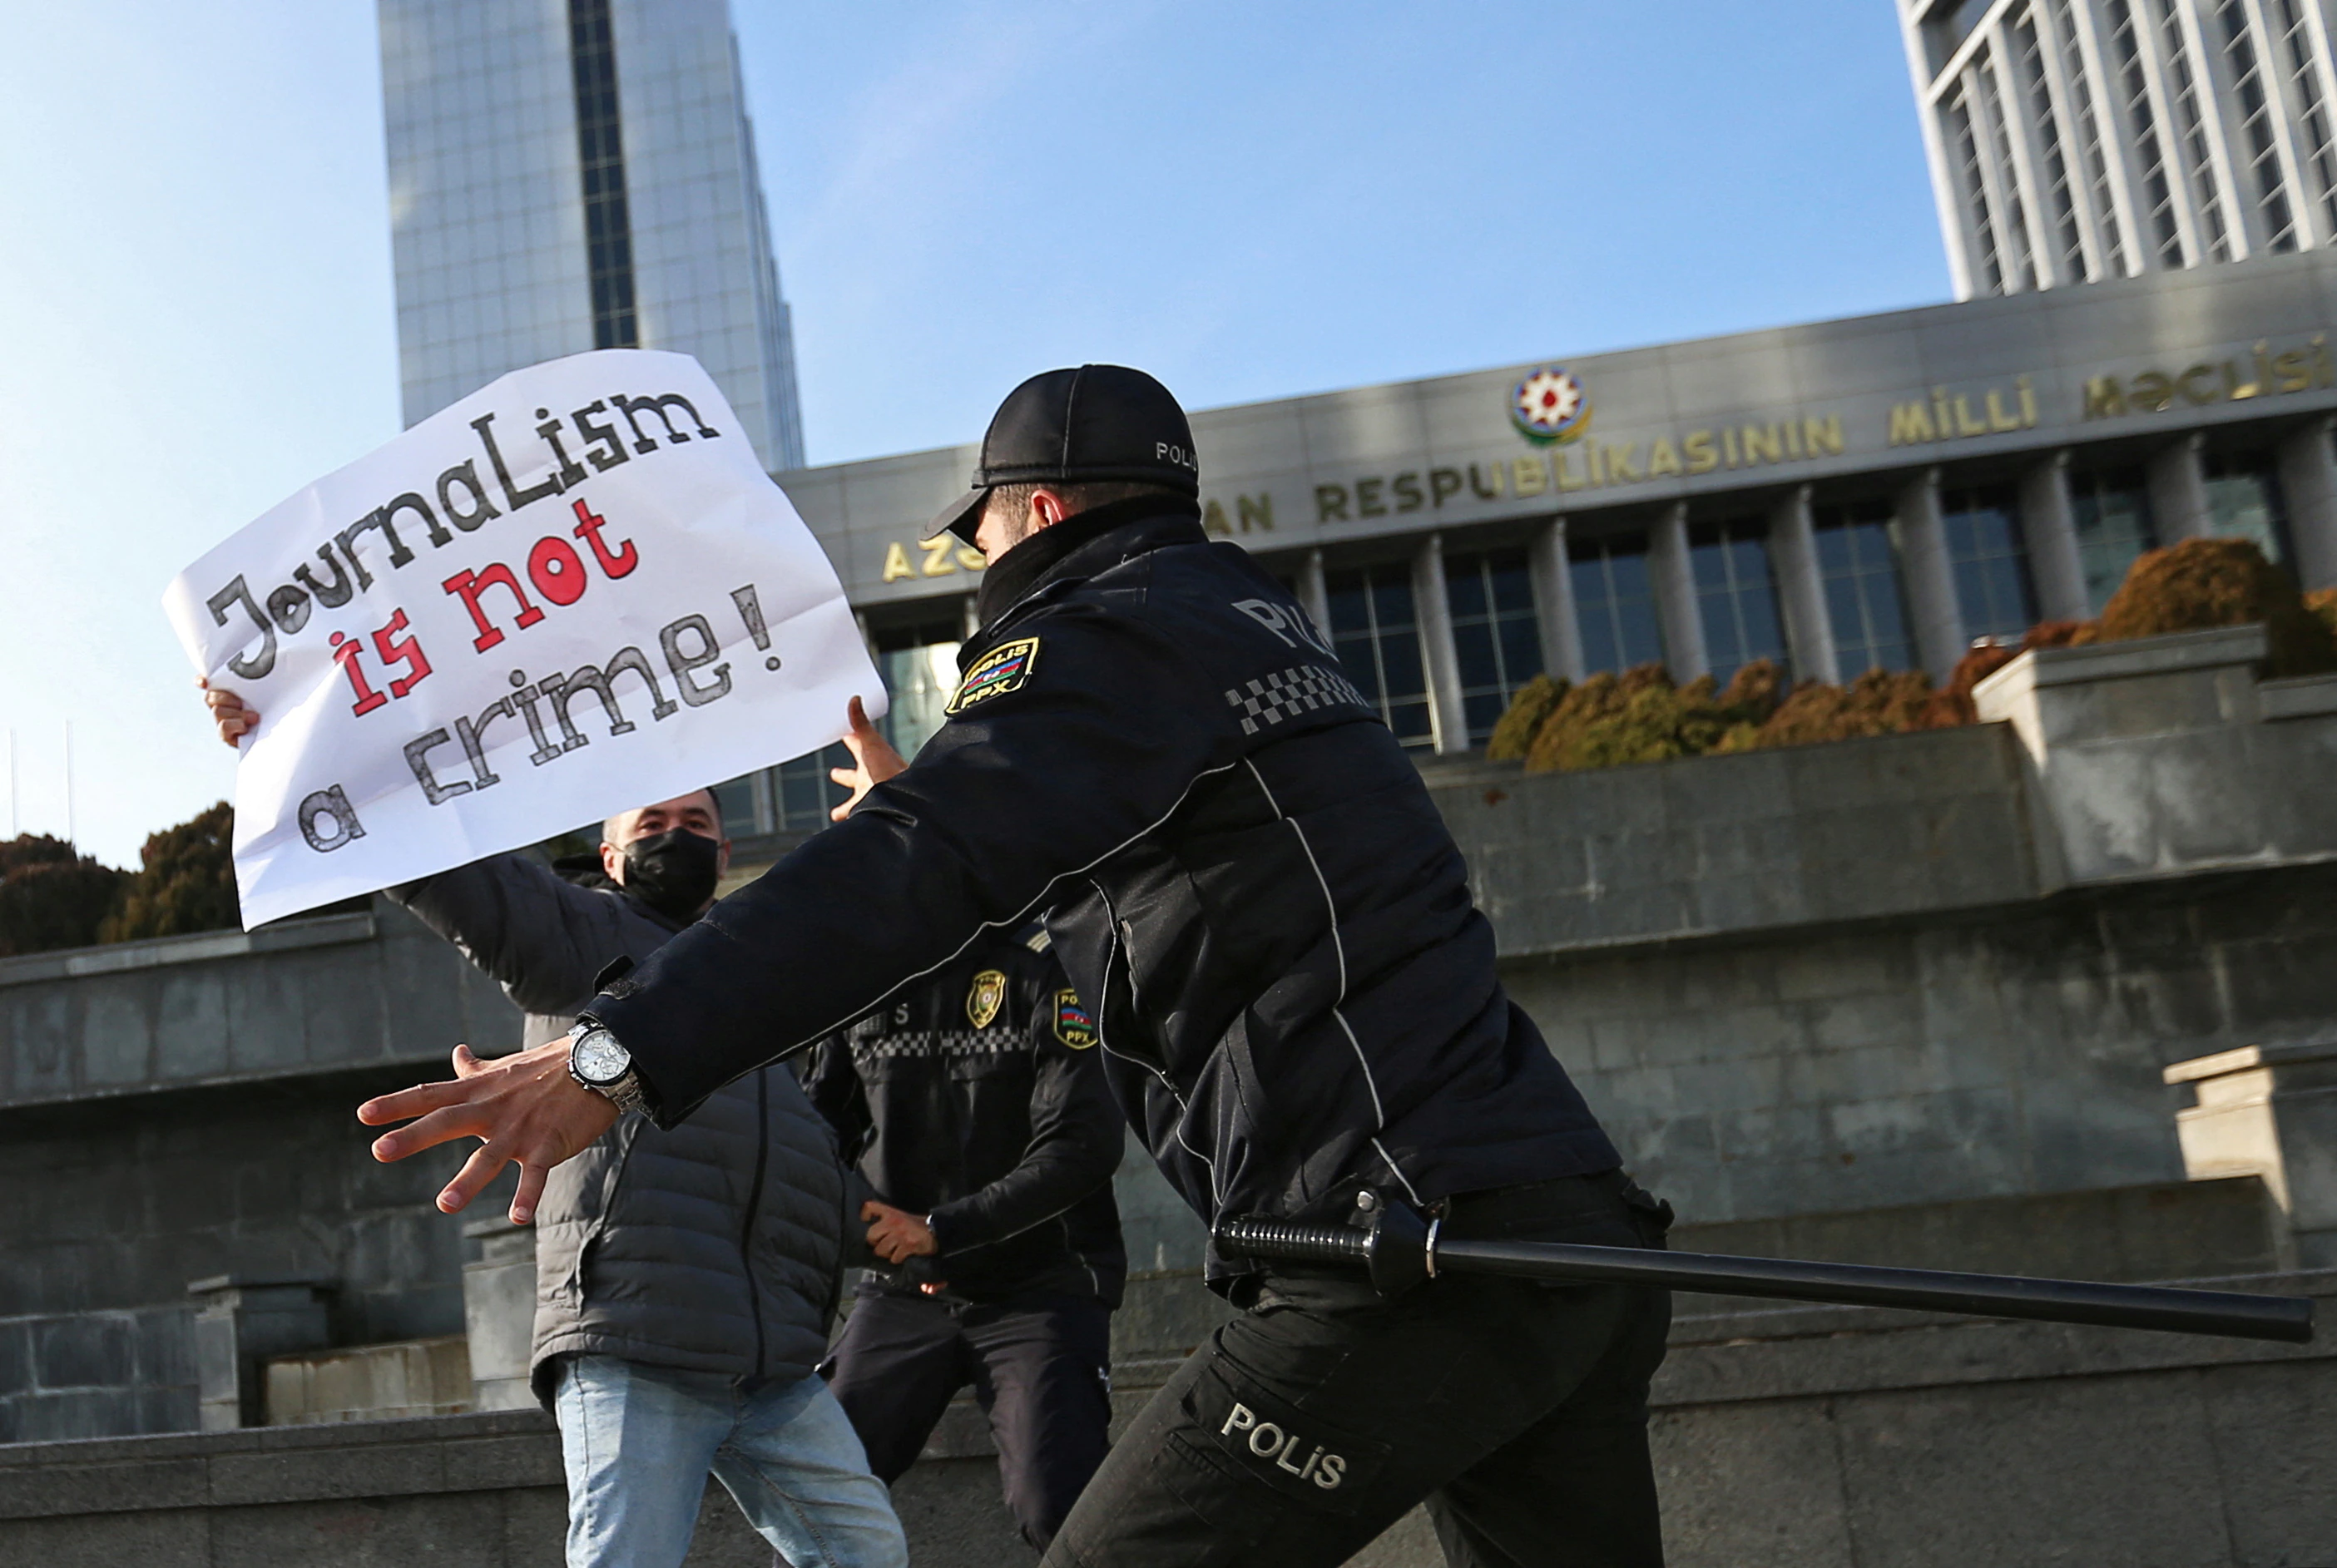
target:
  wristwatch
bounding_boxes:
[567,1021,650,1115]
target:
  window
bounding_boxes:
[1978,47,2039,289]
[2275,0,2337,233]
[1444,548,1545,746]
[2153,0,2232,259]
[2217,0,2298,250]
[1690,521,1787,680]
[1947,91,2007,293]
[1326,564,1433,749]
[2015,8,2085,280]
[1815,502,1916,675]
[2204,450,2293,563]
[2068,466,2157,611]
[2052,0,2128,275]
[2107,0,2186,266]
[1943,485,2038,641]
[1568,534,1666,675]
[711,774,764,840]
[568,0,638,348]
[774,746,853,832]
[873,613,965,761]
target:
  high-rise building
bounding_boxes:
[1899,0,2337,298]
[379,0,806,471]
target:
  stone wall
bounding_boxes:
[7,1269,2329,1568]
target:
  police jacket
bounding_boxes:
[801,928,1126,1307]
[390,855,849,1402]
[592,497,1622,1287]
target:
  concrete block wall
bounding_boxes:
[1508,862,2337,1227]
[7,1269,2331,1568]
[0,1307,196,1446]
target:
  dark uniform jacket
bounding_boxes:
[802,929,1126,1308]
[390,855,849,1402]
[593,498,1622,1287]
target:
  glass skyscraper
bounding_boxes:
[379,0,807,472]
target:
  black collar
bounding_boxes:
[973,497,1205,630]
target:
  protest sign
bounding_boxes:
[165,349,885,928]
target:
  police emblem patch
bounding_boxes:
[967,969,1007,1029]
[946,637,1040,715]
[1053,990,1097,1049]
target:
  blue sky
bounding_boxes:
[0,2,1948,868]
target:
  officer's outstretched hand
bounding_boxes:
[829,695,908,821]
[358,1041,618,1224]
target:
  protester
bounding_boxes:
[205,683,908,1568]
[803,914,1124,1551]
[358,364,1673,1567]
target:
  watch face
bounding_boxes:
[572,1031,631,1086]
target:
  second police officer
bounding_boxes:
[801,914,1125,1552]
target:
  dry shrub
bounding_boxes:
[2090,537,2337,675]
[2305,587,2337,646]
[1740,669,1935,751]
[1486,673,1566,761]
[1521,660,1785,773]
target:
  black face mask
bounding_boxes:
[621,829,721,922]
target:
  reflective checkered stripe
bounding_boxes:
[1225,665,1370,736]
[849,1027,1027,1062]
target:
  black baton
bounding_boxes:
[1214,1205,2315,1345]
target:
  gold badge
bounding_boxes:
[947,636,1040,715]
[967,969,1007,1029]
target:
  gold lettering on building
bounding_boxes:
[2082,336,2333,420]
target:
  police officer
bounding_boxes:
[803,924,1124,1551]
[364,364,1671,1567]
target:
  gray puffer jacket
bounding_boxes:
[390,853,848,1405]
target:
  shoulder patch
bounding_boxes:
[947,636,1040,715]
[967,969,1007,1029]
[1053,989,1098,1049]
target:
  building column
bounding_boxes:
[1896,466,1967,683]
[2147,433,2211,540]
[961,594,983,638]
[1767,485,1837,685]
[2020,450,2091,622]
[1648,503,1709,684]
[1296,549,1333,641]
[1413,535,1472,755]
[2276,417,2337,591]
[1528,518,1587,682]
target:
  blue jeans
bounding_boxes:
[554,1354,908,1568]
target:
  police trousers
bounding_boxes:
[821,1290,1114,1551]
[1042,1171,1672,1568]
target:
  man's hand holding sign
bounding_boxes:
[169,349,886,1223]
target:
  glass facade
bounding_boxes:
[1443,548,1545,745]
[873,614,966,761]
[2068,465,2156,611]
[2204,449,2292,563]
[1815,502,1915,674]
[1943,485,2037,642]
[567,0,638,349]
[1326,564,1434,749]
[1690,521,1786,681]
[1570,535,1665,675]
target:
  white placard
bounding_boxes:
[165,349,884,928]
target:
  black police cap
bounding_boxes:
[924,364,1200,545]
